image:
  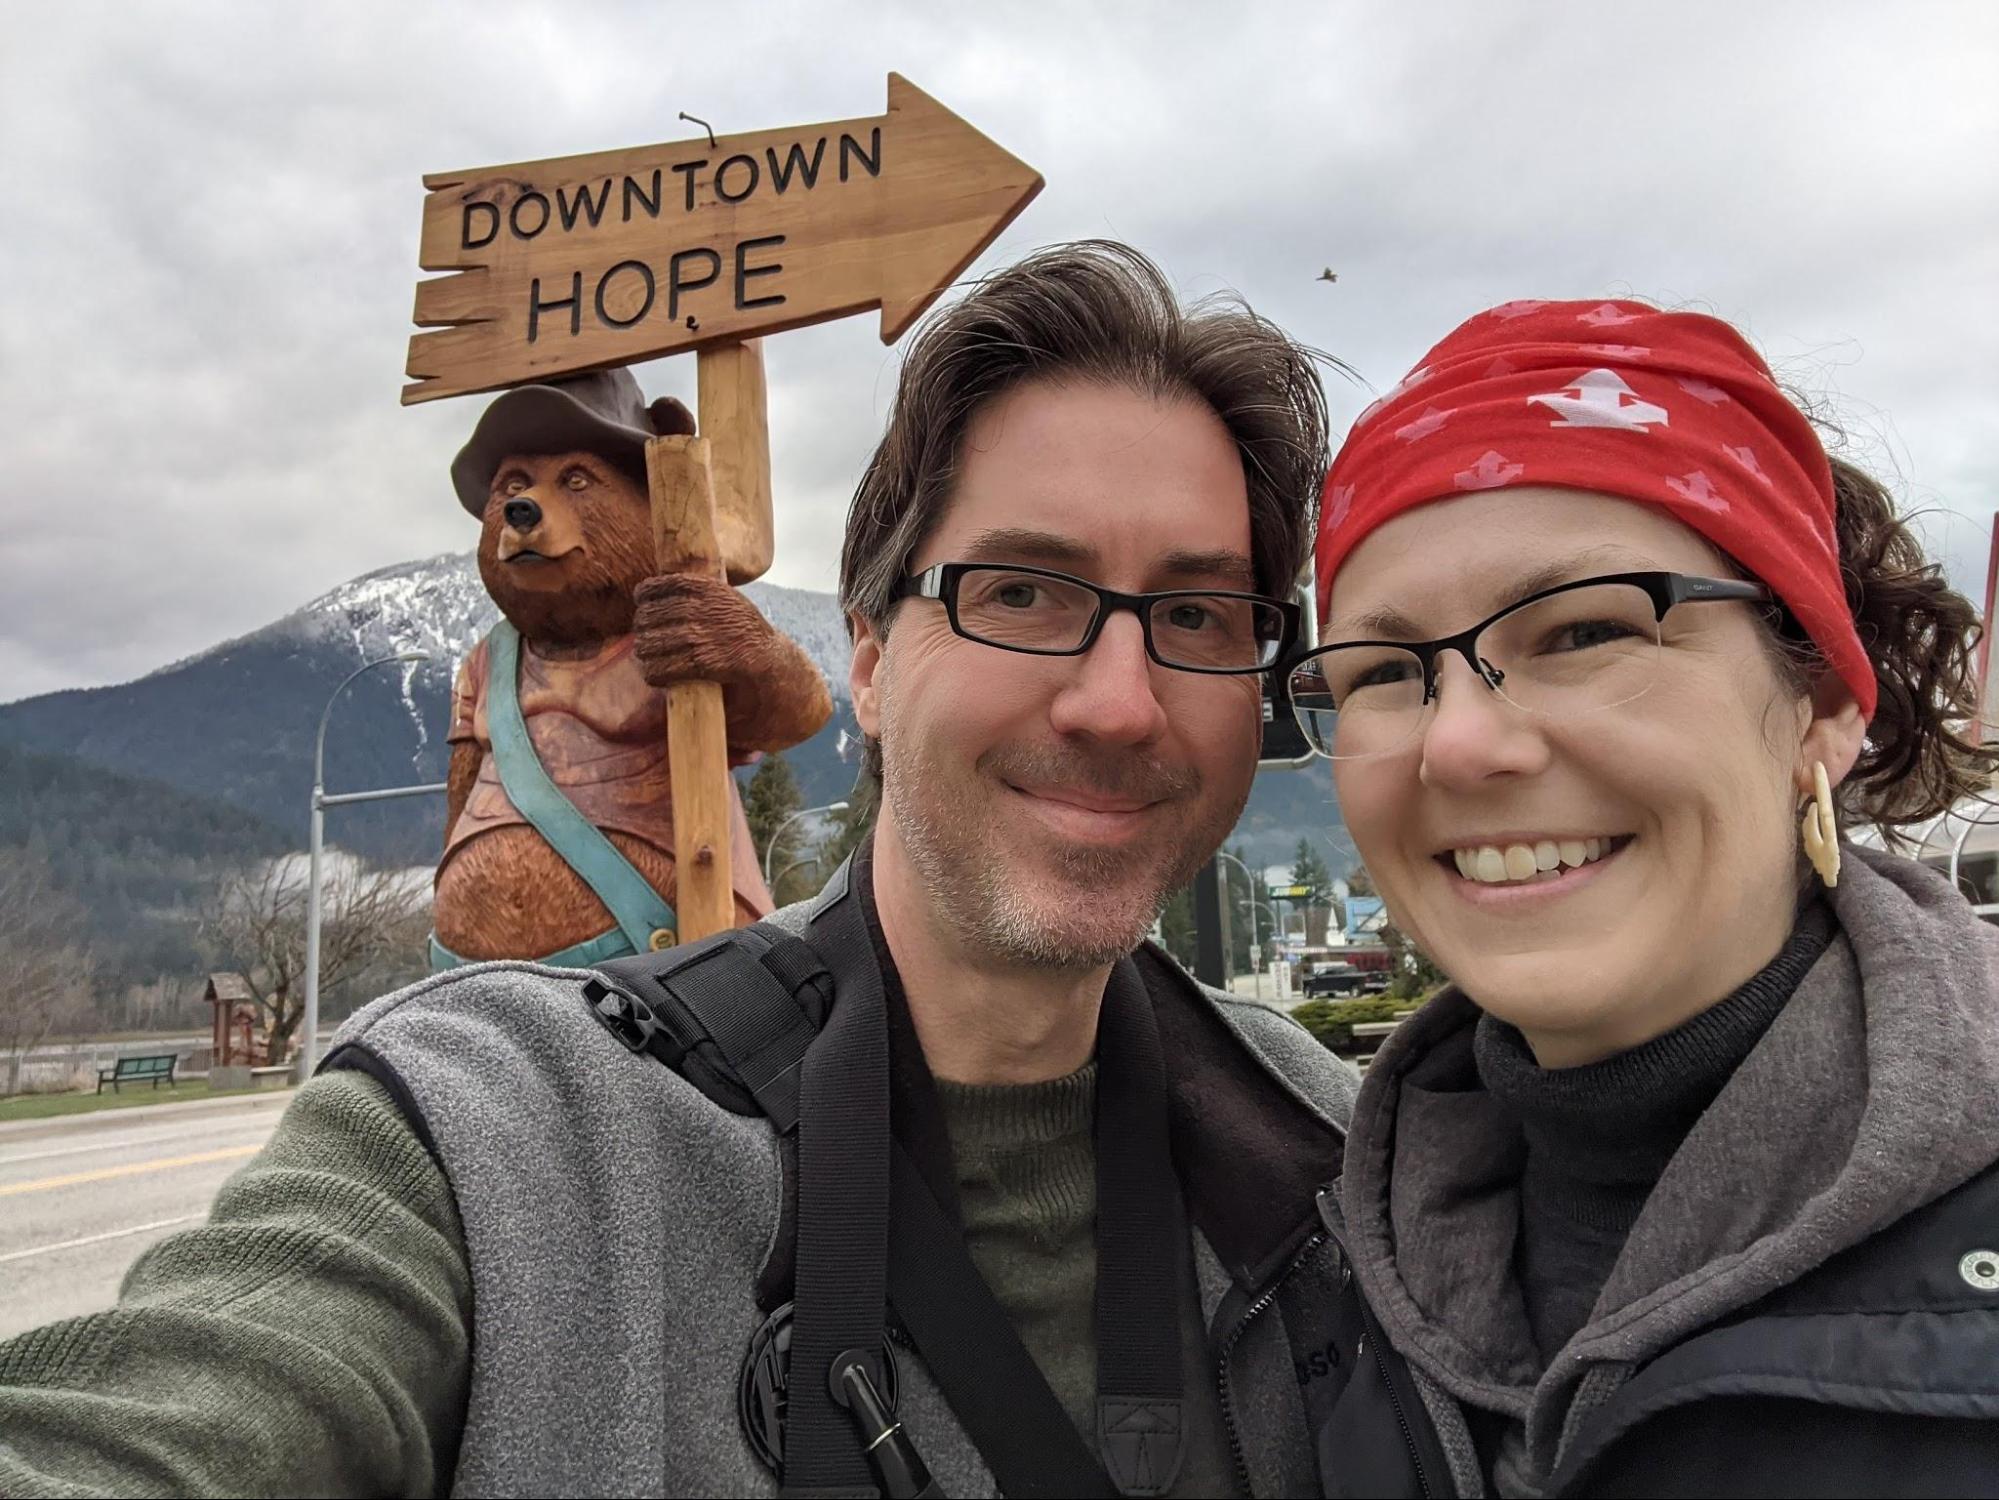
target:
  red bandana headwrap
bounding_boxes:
[1315,299,1875,718]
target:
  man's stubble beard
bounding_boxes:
[877,695,1252,971]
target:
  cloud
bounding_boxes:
[3,0,1995,699]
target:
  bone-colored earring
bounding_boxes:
[1801,761,1840,888]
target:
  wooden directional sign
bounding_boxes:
[402,74,1043,404]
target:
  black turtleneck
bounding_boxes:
[1474,900,1838,1361]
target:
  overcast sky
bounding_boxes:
[3,0,1994,701]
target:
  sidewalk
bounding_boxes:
[0,1085,297,1140]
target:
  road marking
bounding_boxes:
[1,1120,277,1168]
[0,1120,285,1176]
[0,1215,202,1265]
[3,1137,191,1167]
[0,1145,260,1198]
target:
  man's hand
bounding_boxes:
[633,573,834,752]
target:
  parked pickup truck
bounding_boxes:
[1300,962,1386,998]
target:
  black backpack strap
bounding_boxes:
[1090,960,1187,1495]
[784,892,895,1498]
[585,869,1117,1497]
[590,925,829,1132]
[806,886,1118,1499]
[589,918,884,1496]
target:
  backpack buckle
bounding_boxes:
[582,978,661,1057]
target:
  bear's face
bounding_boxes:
[477,449,655,647]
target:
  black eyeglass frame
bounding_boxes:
[1290,570,1775,709]
[893,561,1301,676]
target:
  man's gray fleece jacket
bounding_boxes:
[325,894,1362,1498]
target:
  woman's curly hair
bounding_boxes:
[1764,449,1999,835]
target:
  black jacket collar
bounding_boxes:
[849,835,1341,1290]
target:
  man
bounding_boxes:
[0,242,1355,1498]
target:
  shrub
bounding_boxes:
[1291,996,1412,1053]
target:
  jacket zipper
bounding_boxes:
[1318,1188,1438,1498]
[1215,1229,1326,1497]
[1359,1329,1432,1498]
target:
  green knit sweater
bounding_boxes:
[0,1070,469,1497]
[2,1065,1240,1496]
[938,1062,1241,1499]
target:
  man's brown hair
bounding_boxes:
[839,240,1331,778]
[842,240,1329,629]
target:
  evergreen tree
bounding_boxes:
[1288,837,1335,903]
[1381,920,1448,1001]
[744,753,829,905]
[808,776,879,894]
[742,753,804,871]
[1289,837,1337,946]
[1156,884,1197,971]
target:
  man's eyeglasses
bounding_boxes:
[893,563,1298,675]
[1288,570,1774,760]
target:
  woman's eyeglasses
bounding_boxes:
[892,563,1298,675]
[1288,571,1773,760]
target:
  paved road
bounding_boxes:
[0,1090,292,1341]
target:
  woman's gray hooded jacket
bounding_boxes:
[1315,846,1999,1498]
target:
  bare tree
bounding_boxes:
[201,853,430,1063]
[112,974,204,1035]
[0,848,95,1094]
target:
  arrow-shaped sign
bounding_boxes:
[402,74,1042,404]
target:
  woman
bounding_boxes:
[1290,300,1999,1497]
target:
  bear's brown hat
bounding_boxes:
[451,367,696,517]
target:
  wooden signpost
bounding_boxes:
[402,73,1042,406]
[405,74,1041,943]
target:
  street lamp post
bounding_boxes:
[763,800,850,886]
[301,653,441,1081]
[1217,851,1265,999]
[771,855,821,896]
[1246,898,1288,998]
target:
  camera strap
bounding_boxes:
[588,856,1187,1498]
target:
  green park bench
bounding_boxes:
[96,1054,179,1095]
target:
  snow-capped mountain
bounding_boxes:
[206,550,503,678]
[0,553,860,864]
[153,550,856,754]
[0,551,1338,870]
[216,550,855,693]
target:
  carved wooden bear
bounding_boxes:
[431,368,833,966]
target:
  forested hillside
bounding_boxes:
[0,740,292,994]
